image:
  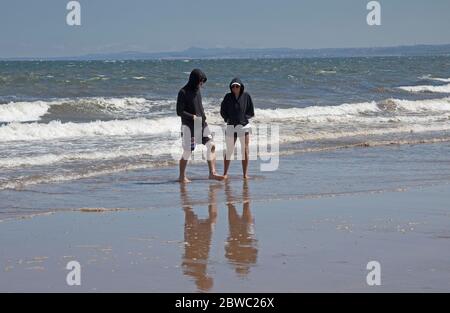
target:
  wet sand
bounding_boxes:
[1,181,449,292]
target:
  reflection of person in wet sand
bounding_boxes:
[225,180,258,277]
[180,183,221,292]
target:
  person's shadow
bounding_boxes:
[179,181,258,292]
[224,180,258,277]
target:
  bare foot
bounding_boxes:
[209,173,225,181]
[243,175,250,180]
[223,174,229,180]
[178,177,192,184]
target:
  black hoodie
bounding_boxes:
[220,78,255,126]
[177,69,208,133]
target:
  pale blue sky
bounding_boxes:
[1,0,449,58]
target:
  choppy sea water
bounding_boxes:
[1,56,450,196]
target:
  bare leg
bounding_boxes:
[223,159,232,180]
[179,159,191,183]
[207,142,224,181]
[242,133,250,179]
[223,136,237,179]
[179,130,192,183]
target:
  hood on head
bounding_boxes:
[187,69,207,90]
[229,77,245,95]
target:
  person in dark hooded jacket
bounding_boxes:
[220,78,255,179]
[177,69,224,183]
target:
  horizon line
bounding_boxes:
[1,42,450,61]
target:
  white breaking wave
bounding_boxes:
[1,97,450,142]
[253,97,450,122]
[398,83,450,93]
[0,100,54,122]
[317,70,337,74]
[68,97,175,114]
[0,97,176,122]
[77,97,175,115]
[0,117,181,142]
[430,78,450,83]
[279,124,450,143]
[0,145,177,168]
[419,76,450,83]
[80,97,149,109]
[254,101,379,121]
[0,98,450,142]
[388,97,450,112]
[2,123,450,190]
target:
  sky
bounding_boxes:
[0,0,450,58]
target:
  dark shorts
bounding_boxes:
[181,125,212,151]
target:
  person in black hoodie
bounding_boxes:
[220,78,255,179]
[177,69,224,183]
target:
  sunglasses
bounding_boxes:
[232,85,241,89]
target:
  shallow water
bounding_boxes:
[1,57,450,208]
[1,141,450,221]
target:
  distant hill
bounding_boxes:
[3,44,450,61]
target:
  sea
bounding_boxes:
[1,56,450,218]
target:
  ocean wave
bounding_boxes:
[0,146,175,168]
[253,97,450,122]
[0,97,176,122]
[419,76,450,83]
[3,121,450,169]
[0,100,54,122]
[83,76,109,82]
[385,97,450,112]
[398,83,450,93]
[2,130,450,190]
[0,117,180,142]
[279,137,450,156]
[254,102,379,120]
[0,161,175,190]
[279,124,450,143]
[317,70,337,74]
[68,97,174,114]
[2,97,450,143]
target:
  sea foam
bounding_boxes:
[398,83,450,93]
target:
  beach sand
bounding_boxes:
[1,143,450,292]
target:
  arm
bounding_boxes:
[176,90,195,119]
[220,95,229,122]
[245,94,255,119]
